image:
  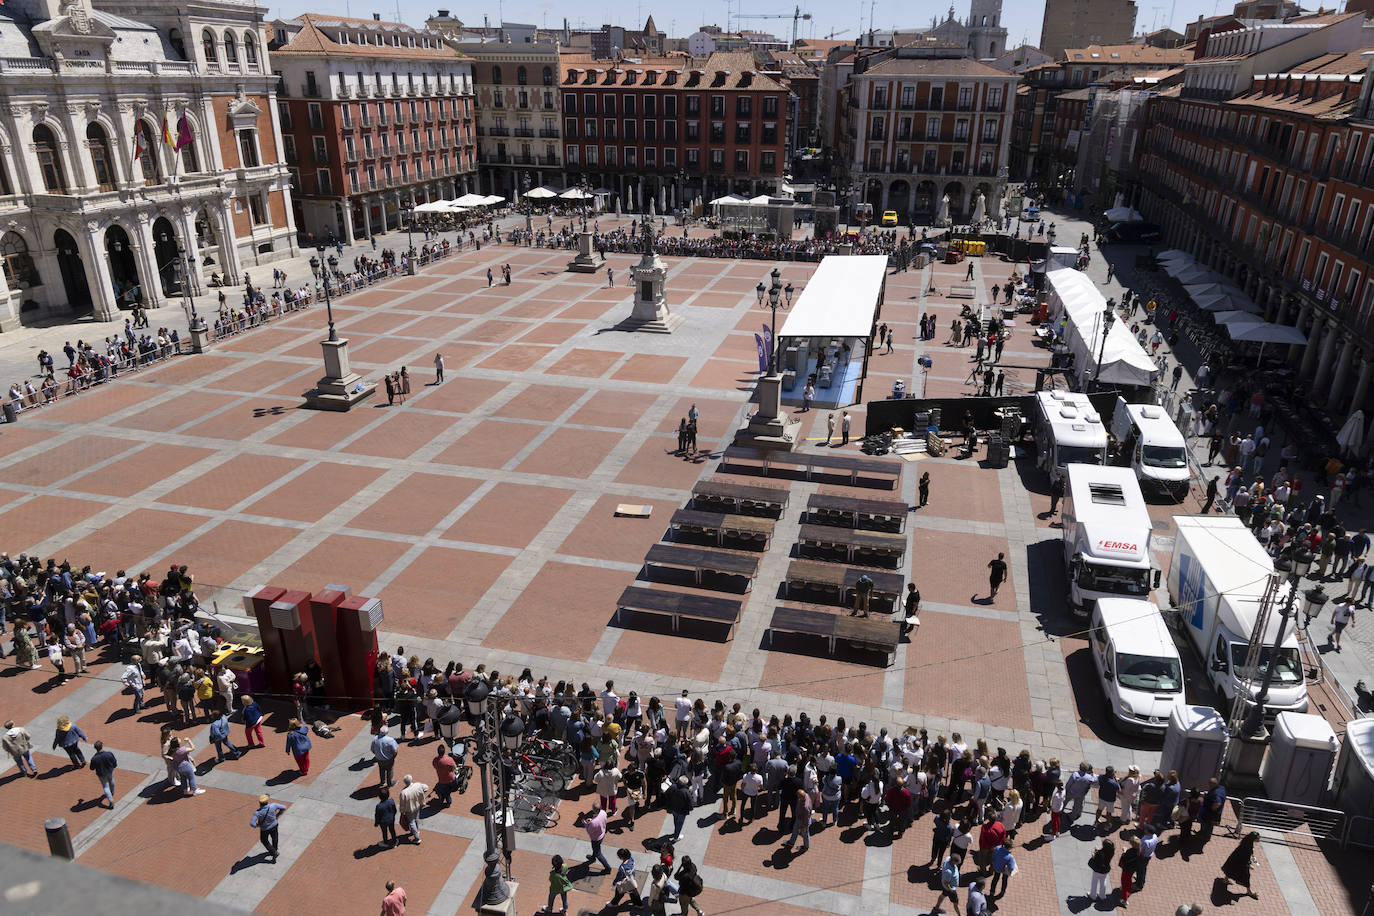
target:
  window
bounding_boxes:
[604,94,617,116]
[517,65,527,85]
[583,94,597,115]
[223,33,237,66]
[644,147,655,166]
[247,193,267,225]
[983,119,999,141]
[644,95,656,117]
[762,150,775,172]
[644,120,656,141]
[710,122,724,143]
[565,118,578,140]
[202,29,217,65]
[492,90,504,108]
[686,121,699,142]
[686,148,699,167]
[737,95,752,117]
[317,169,332,195]
[564,94,577,114]
[585,145,598,164]
[284,134,299,163]
[709,148,724,168]
[237,129,259,167]
[664,147,676,166]
[625,95,635,117]
[685,95,699,116]
[736,122,751,143]
[665,95,677,117]
[624,120,636,141]
[604,120,616,140]
[901,86,915,109]
[954,119,969,141]
[872,88,887,108]
[169,28,187,60]
[664,120,677,142]
[543,66,553,86]
[987,86,1003,109]
[313,136,328,163]
[926,116,940,140]
[244,33,258,67]
[585,119,597,139]
[625,147,636,167]
[1,232,37,287]
[137,121,162,183]
[763,95,778,117]
[710,95,724,117]
[604,146,617,165]
[566,145,579,164]
[492,65,502,85]
[278,102,292,130]
[308,103,323,130]
[734,150,748,171]
[86,123,116,192]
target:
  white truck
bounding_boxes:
[1062,464,1158,619]
[1033,390,1107,483]
[1167,515,1309,717]
[1109,396,1192,501]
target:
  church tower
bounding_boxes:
[967,0,1006,58]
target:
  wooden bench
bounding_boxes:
[797,523,906,568]
[783,560,902,613]
[765,606,900,666]
[669,508,774,551]
[720,446,900,490]
[644,543,759,591]
[691,478,789,517]
[806,493,908,532]
[615,586,741,640]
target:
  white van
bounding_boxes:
[1110,397,1192,501]
[1033,390,1108,483]
[1062,464,1158,618]
[1089,597,1186,734]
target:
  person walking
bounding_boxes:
[1137,824,1159,890]
[918,471,931,508]
[664,775,693,843]
[675,855,705,916]
[399,773,429,844]
[1221,831,1261,898]
[1087,839,1115,902]
[1119,836,1141,906]
[802,382,814,412]
[579,802,611,872]
[433,353,445,383]
[825,412,836,445]
[208,709,241,763]
[1199,777,1226,844]
[375,786,398,847]
[988,838,1017,900]
[89,740,118,808]
[607,267,615,288]
[381,881,407,916]
[841,411,851,445]
[931,852,962,915]
[986,553,1008,600]
[3,720,37,778]
[242,695,265,747]
[1330,599,1355,650]
[431,744,460,807]
[53,715,87,768]
[594,758,622,814]
[285,719,312,775]
[121,658,146,712]
[785,787,813,852]
[250,794,287,863]
[542,854,572,914]
[1048,782,1066,838]
[1049,475,1065,516]
[372,725,399,787]
[607,848,643,910]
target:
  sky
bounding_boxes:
[276,0,1292,46]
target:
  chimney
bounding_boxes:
[438,9,449,16]
[372,12,381,20]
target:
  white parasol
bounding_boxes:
[971,192,986,227]
[1338,409,1366,457]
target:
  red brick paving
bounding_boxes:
[0,436,134,488]
[181,403,298,441]
[466,319,527,343]
[914,461,1006,525]
[158,453,305,512]
[496,383,586,422]
[276,534,410,595]
[66,445,216,498]
[475,344,555,372]
[607,628,731,682]
[517,320,583,344]
[611,354,687,384]
[689,358,756,391]
[484,562,632,660]
[205,708,366,787]
[344,472,482,536]
[444,482,573,549]
[0,666,102,746]
[82,786,265,897]
[37,382,162,424]
[338,411,449,460]
[433,419,541,470]
[556,494,679,564]
[205,359,316,396]
[0,751,140,853]
[614,438,715,491]
[0,493,109,550]
[409,374,507,413]
[378,546,512,637]
[59,509,207,574]
[156,521,300,592]
[545,348,621,379]
[903,610,1034,729]
[256,812,469,916]
[244,462,386,523]
[567,391,658,429]
[265,407,377,451]
[758,651,885,708]
[908,529,1013,606]
[703,801,868,898]
[516,428,624,479]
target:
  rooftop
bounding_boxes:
[271,14,463,61]
[1061,43,1194,65]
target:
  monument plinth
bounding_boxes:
[620,220,684,333]
[740,373,801,450]
[303,338,376,411]
[566,231,605,273]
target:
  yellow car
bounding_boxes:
[881,210,899,227]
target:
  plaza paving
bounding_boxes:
[0,218,1365,914]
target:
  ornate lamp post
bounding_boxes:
[1239,549,1315,738]
[1092,304,1115,386]
[302,245,372,409]
[464,679,524,912]
[744,266,800,448]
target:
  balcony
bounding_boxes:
[513,127,534,138]
[709,160,726,172]
[378,114,390,127]
[539,128,559,138]
[867,131,885,142]
[513,155,534,164]
[344,149,358,162]
[488,127,509,137]
[538,154,559,166]
[302,83,321,98]
[338,87,351,98]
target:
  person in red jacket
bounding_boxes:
[977,812,1006,876]
[885,776,914,837]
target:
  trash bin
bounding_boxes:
[2,400,16,424]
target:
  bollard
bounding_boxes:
[45,817,74,860]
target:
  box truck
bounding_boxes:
[1062,464,1157,619]
[1167,515,1309,717]
[1109,396,1192,501]
[1033,390,1108,483]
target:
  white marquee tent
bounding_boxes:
[1046,268,1159,387]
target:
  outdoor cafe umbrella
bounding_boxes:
[525,186,558,199]
[935,194,950,226]
[558,188,591,199]
[1212,309,1265,328]
[1223,318,1308,366]
[453,192,487,207]
[972,192,986,227]
[1191,289,1261,314]
[1337,409,1366,457]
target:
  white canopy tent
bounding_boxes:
[560,188,593,200]
[1046,268,1159,388]
[777,256,888,340]
[525,187,558,199]
[710,193,748,206]
[480,195,506,206]
[413,201,445,213]
[453,193,489,207]
[1104,206,1144,223]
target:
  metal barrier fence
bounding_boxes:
[1232,796,1346,846]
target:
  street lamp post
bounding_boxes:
[755,267,794,376]
[403,200,414,252]
[313,245,340,342]
[1092,304,1115,386]
[1239,550,1317,739]
[744,265,800,447]
[463,679,523,912]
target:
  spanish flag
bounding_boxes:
[161,114,176,148]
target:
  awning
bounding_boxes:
[525,186,558,199]
[1104,206,1144,223]
[1212,310,1265,328]
[1189,287,1260,313]
[453,193,488,207]
[1225,322,1307,345]
[710,193,748,205]
[777,256,888,340]
[481,195,506,205]
[1171,265,1220,285]
[559,188,593,200]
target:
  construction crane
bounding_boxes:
[820,27,849,40]
[735,4,812,48]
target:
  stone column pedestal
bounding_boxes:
[622,250,683,333]
[189,320,211,354]
[741,374,800,451]
[476,881,518,916]
[566,231,605,273]
[303,338,376,411]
